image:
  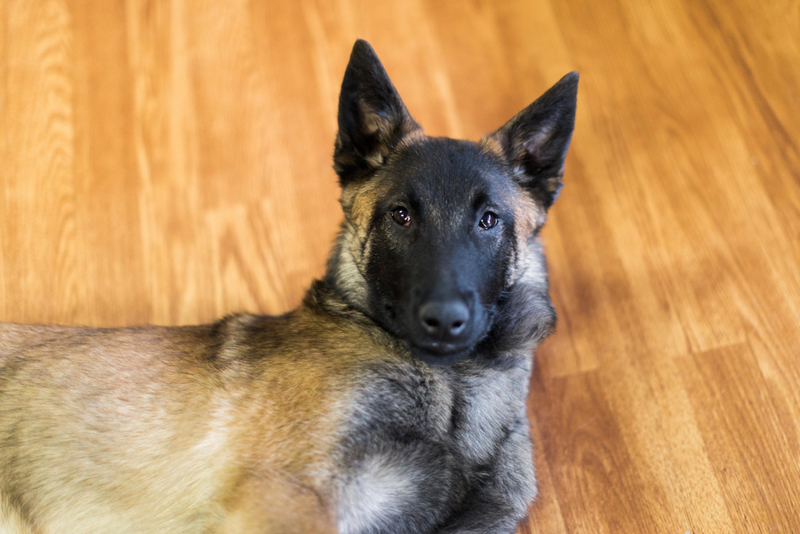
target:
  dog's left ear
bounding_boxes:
[334,40,421,187]
[487,72,578,209]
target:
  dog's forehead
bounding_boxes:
[386,138,516,211]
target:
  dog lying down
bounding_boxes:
[0,40,577,534]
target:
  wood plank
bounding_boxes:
[0,0,7,310]
[2,0,79,324]
[679,343,800,531]
[68,0,152,325]
[529,368,666,532]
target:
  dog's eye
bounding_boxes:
[391,207,411,227]
[479,211,499,230]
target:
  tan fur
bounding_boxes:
[1,494,34,534]
[478,134,506,161]
[0,302,405,533]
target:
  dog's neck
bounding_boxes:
[303,278,372,325]
[322,220,372,315]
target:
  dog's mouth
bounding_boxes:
[408,340,475,365]
[416,340,466,355]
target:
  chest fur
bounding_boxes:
[335,356,534,534]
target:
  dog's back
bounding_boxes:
[1,322,236,533]
[0,318,350,533]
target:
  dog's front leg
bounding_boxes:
[437,414,536,534]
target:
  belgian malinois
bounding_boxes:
[0,40,577,533]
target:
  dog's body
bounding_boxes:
[0,41,577,534]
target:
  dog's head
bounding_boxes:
[326,40,577,364]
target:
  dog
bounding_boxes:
[0,40,577,534]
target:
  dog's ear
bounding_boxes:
[487,72,578,209]
[334,40,421,186]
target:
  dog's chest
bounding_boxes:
[447,361,530,462]
[335,357,532,533]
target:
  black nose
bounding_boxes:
[418,300,470,340]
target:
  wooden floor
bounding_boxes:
[2,0,799,532]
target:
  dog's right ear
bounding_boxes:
[334,40,421,187]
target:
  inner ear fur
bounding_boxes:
[487,72,579,209]
[333,40,421,186]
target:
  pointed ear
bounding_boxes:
[333,40,422,186]
[487,72,578,209]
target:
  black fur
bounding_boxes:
[361,139,520,364]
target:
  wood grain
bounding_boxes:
[1,0,798,531]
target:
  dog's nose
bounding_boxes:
[418,300,470,340]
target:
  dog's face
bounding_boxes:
[354,139,526,362]
[328,40,577,363]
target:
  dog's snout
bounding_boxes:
[418,300,470,340]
